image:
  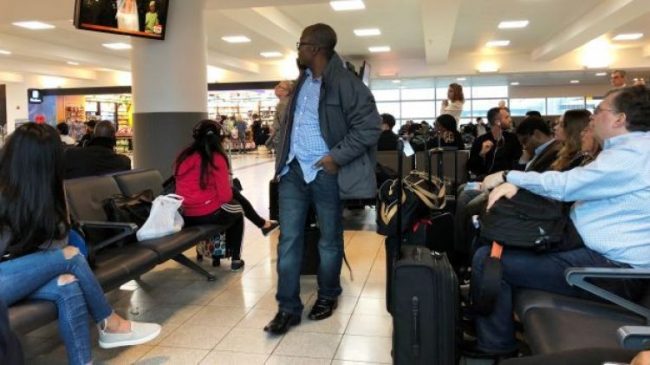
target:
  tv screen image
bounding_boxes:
[74,0,169,40]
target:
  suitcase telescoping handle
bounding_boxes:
[396,138,404,250]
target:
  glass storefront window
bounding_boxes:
[401,88,435,100]
[372,89,400,101]
[510,98,547,116]
[472,86,508,98]
[585,97,602,113]
[471,99,505,119]
[401,101,435,119]
[376,102,401,119]
[547,97,585,116]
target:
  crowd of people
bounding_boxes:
[1,19,649,365]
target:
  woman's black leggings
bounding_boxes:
[184,200,245,260]
[232,188,266,228]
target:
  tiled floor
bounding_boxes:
[22,151,396,364]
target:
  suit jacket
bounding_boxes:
[526,140,561,172]
[377,130,399,151]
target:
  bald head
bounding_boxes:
[94,121,116,139]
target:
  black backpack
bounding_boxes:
[479,188,569,250]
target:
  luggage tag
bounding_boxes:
[402,140,415,157]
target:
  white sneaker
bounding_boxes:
[98,321,161,349]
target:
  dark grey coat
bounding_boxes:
[275,53,381,199]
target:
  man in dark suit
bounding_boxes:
[514,116,560,173]
[65,121,131,179]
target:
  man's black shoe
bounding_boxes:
[308,298,338,321]
[462,339,518,359]
[263,311,301,335]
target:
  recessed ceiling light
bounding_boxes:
[369,46,391,53]
[456,77,467,81]
[510,82,520,86]
[222,36,251,43]
[67,61,80,66]
[12,21,55,30]
[477,61,500,73]
[330,0,365,11]
[498,20,529,29]
[260,51,283,58]
[392,80,401,84]
[486,40,511,47]
[570,80,580,84]
[354,28,381,37]
[0,49,11,55]
[612,33,643,41]
[102,43,132,50]
[595,72,607,77]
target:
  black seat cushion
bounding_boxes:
[523,307,645,354]
[514,289,638,323]
[93,245,160,291]
[113,169,164,197]
[8,301,57,334]
[137,225,225,261]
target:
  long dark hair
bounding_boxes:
[0,123,70,255]
[551,109,592,171]
[174,120,229,190]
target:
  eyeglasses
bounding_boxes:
[296,42,318,50]
[593,105,619,116]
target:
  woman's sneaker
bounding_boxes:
[98,321,161,349]
[231,259,245,271]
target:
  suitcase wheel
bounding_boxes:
[196,253,203,262]
[213,258,220,267]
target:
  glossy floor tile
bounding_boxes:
[21,152,393,364]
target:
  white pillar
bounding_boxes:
[130,0,207,176]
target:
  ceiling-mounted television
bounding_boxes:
[73,0,169,40]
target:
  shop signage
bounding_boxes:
[28,89,43,104]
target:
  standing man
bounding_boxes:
[265,23,381,334]
[610,69,627,89]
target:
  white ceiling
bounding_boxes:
[1,0,650,88]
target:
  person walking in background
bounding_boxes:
[56,122,76,146]
[266,80,295,154]
[265,23,380,335]
[235,117,248,153]
[440,83,465,121]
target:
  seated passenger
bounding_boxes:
[429,114,465,150]
[550,109,600,171]
[513,115,560,172]
[467,107,522,181]
[469,86,650,358]
[0,123,161,365]
[174,120,248,271]
[64,120,131,179]
[377,113,399,151]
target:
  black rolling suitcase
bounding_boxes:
[386,140,459,365]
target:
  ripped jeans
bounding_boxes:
[0,248,113,365]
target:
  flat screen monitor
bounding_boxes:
[359,61,371,87]
[74,0,169,40]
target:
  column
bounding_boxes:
[130,0,207,178]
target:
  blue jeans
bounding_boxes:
[0,248,113,365]
[277,161,344,315]
[472,245,642,352]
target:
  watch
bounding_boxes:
[502,170,509,183]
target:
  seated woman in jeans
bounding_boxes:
[175,120,271,271]
[0,123,161,365]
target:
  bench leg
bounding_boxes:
[173,254,217,281]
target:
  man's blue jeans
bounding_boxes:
[277,161,344,315]
[472,245,642,353]
[0,248,113,365]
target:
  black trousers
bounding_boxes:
[184,201,245,260]
[232,189,266,228]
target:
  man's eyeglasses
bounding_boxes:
[593,105,619,116]
[296,42,318,50]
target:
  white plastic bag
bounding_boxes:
[136,194,185,241]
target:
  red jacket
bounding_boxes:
[175,153,232,217]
